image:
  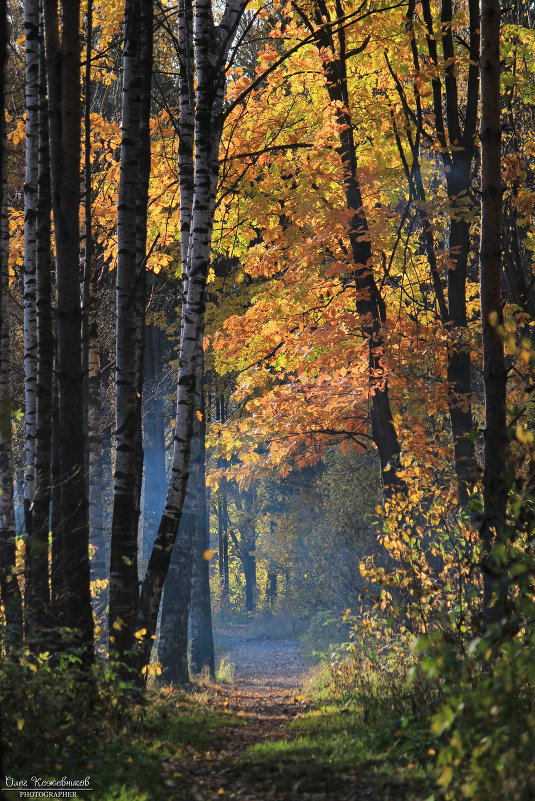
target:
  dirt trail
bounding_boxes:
[180,628,311,800]
[178,629,421,800]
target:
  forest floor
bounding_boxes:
[172,626,428,801]
[3,626,432,801]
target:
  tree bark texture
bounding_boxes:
[189,376,215,677]
[480,0,507,622]
[30,15,54,641]
[109,0,153,665]
[0,3,24,645]
[22,0,40,637]
[44,0,93,660]
[110,0,145,665]
[136,0,247,681]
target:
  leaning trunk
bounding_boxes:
[136,0,247,681]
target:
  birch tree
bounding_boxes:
[22,0,40,637]
[136,0,249,679]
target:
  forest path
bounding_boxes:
[181,626,310,800]
[177,628,392,801]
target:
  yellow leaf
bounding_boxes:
[196,410,203,421]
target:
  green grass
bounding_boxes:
[1,655,240,801]
[238,664,438,800]
[241,705,434,798]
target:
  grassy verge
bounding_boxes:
[240,657,438,800]
[1,654,240,801]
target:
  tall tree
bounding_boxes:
[419,0,480,506]
[0,0,23,648]
[29,10,54,640]
[22,0,41,638]
[44,0,93,660]
[479,0,506,622]
[109,0,153,666]
[295,0,403,496]
[137,0,249,679]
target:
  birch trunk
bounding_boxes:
[0,4,23,645]
[44,0,93,660]
[88,266,106,606]
[158,346,203,684]
[158,427,200,685]
[84,4,106,604]
[136,0,248,680]
[189,369,215,676]
[480,0,506,623]
[22,0,40,636]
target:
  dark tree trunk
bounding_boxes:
[50,377,65,626]
[244,548,256,614]
[109,0,152,667]
[84,2,107,614]
[158,350,204,684]
[30,15,53,642]
[303,2,402,497]
[44,0,93,661]
[419,0,480,506]
[217,481,230,609]
[109,0,142,664]
[480,0,507,623]
[158,430,200,685]
[0,2,24,646]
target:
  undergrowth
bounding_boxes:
[1,650,239,801]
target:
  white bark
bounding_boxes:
[23,0,40,525]
[136,0,248,678]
